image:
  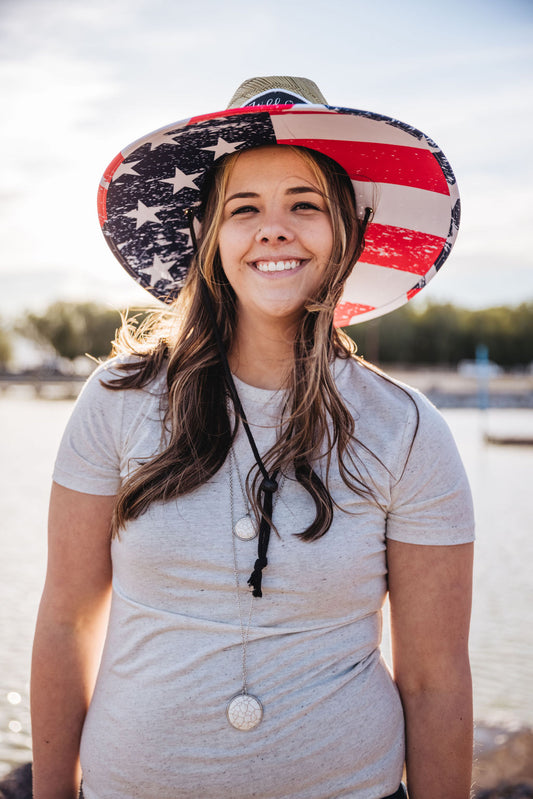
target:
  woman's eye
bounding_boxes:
[292,201,320,211]
[230,205,258,216]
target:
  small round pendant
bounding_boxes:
[233,515,257,541]
[226,692,263,730]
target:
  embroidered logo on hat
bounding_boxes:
[243,89,311,107]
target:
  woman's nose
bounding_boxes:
[254,214,294,244]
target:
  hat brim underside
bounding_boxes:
[98,104,460,326]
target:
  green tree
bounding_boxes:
[18,302,123,361]
[348,305,418,364]
[345,302,533,367]
[0,324,12,370]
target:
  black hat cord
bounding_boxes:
[187,210,278,598]
[186,204,374,596]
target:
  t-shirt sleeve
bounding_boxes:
[52,363,125,495]
[385,395,475,546]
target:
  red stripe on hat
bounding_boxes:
[334,302,375,327]
[361,224,446,275]
[277,138,449,195]
[407,286,423,300]
[188,105,296,125]
[102,152,125,183]
[187,109,448,194]
[99,152,126,225]
[97,184,108,226]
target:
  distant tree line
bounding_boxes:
[20,301,124,362]
[0,323,11,367]
[347,302,533,368]
[0,302,131,371]
[0,300,532,371]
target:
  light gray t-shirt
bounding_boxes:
[53,356,475,799]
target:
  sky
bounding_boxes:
[1,0,532,320]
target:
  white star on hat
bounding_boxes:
[145,128,187,151]
[159,167,202,194]
[124,200,164,229]
[139,254,176,284]
[202,137,245,159]
[112,160,142,182]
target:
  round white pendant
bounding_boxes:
[233,515,257,541]
[226,692,263,730]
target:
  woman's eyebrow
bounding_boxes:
[286,186,321,195]
[224,191,259,205]
[224,186,320,205]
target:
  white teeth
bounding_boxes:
[255,260,300,273]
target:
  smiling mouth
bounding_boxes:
[254,259,303,273]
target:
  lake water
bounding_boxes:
[1,393,532,776]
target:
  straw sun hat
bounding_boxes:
[97,76,460,326]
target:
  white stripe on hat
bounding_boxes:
[342,260,423,310]
[271,110,434,149]
[358,181,455,239]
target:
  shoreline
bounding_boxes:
[387,367,533,409]
[1,367,533,408]
[473,720,533,794]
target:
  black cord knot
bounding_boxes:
[261,477,278,493]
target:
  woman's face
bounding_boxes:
[218,146,333,332]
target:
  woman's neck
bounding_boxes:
[228,313,296,390]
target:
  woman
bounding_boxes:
[31,77,474,799]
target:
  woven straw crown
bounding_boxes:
[227,76,327,108]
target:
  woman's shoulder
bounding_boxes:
[87,353,168,390]
[334,356,455,463]
[74,354,168,415]
[334,356,433,418]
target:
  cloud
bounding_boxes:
[0,0,532,314]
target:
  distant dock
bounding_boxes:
[387,367,533,409]
[483,433,533,446]
[1,367,533,408]
[0,372,86,400]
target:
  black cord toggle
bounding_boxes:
[261,477,278,493]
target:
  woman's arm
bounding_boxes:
[31,483,115,799]
[387,540,474,799]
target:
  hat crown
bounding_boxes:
[227,76,328,109]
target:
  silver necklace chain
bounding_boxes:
[231,451,258,541]
[230,471,255,694]
[226,446,286,731]
[227,447,263,730]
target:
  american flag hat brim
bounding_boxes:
[98,77,460,326]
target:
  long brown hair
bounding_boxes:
[106,144,375,539]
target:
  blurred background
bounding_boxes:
[1,0,532,790]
